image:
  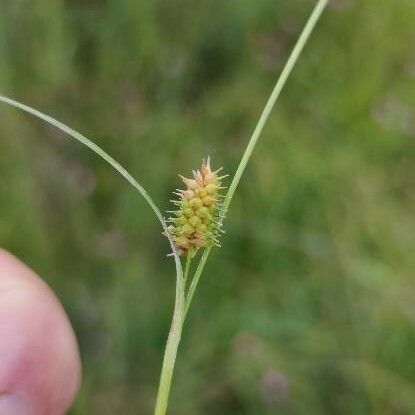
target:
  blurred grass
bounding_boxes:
[1,0,415,414]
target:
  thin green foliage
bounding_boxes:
[185,0,329,321]
[0,1,328,414]
[0,94,183,278]
[155,1,328,413]
[221,0,329,219]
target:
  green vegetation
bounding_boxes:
[1,1,415,414]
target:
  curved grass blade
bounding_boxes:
[185,0,329,312]
[221,0,329,219]
[0,94,183,275]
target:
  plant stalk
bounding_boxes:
[153,303,184,415]
[154,1,328,413]
[186,0,329,321]
[154,254,191,415]
[0,94,183,278]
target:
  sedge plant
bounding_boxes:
[0,0,328,413]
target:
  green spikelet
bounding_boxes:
[166,157,226,256]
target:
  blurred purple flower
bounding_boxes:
[260,369,289,406]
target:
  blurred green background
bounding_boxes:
[1,0,415,414]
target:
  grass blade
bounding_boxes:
[185,0,329,312]
[0,94,182,275]
[221,0,329,220]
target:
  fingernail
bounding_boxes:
[0,394,29,415]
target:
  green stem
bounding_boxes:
[155,1,328,413]
[154,252,193,415]
[186,0,329,328]
[0,94,183,277]
[221,0,328,220]
[184,248,210,317]
[154,257,185,415]
[183,254,192,289]
[153,306,184,415]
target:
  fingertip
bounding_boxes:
[0,249,44,292]
[0,249,81,415]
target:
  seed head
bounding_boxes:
[166,157,225,256]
